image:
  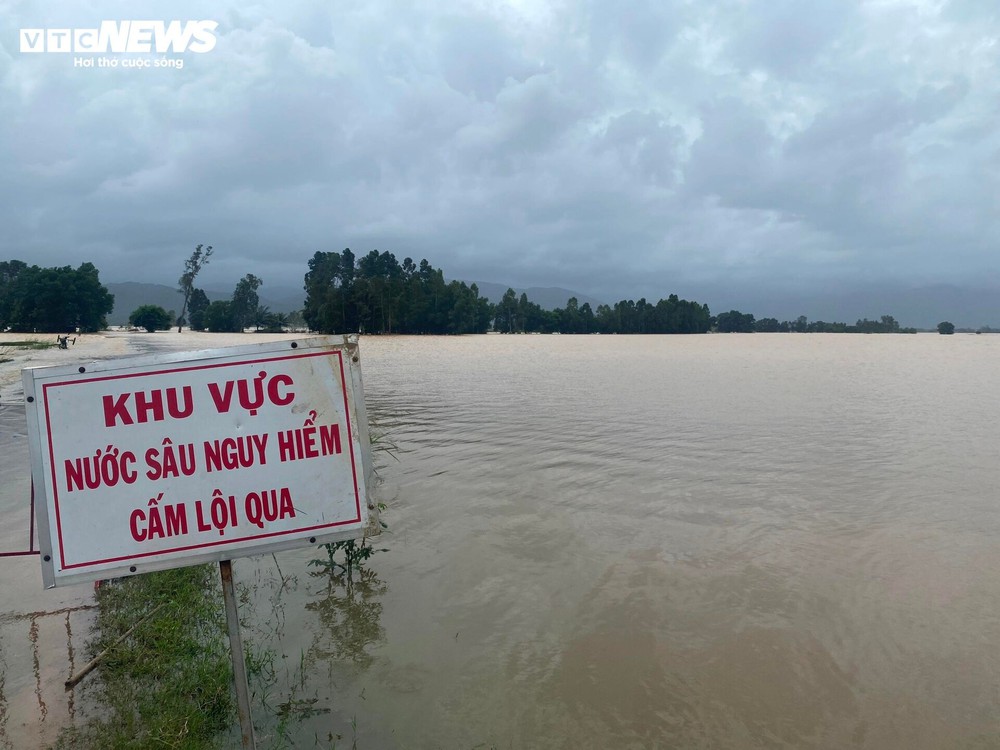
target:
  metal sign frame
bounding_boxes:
[22,334,376,588]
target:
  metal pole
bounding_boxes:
[220,560,256,750]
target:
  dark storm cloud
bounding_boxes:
[1,0,998,309]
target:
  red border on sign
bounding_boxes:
[40,349,363,572]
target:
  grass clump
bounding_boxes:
[0,340,56,362]
[57,565,234,749]
[3,340,57,350]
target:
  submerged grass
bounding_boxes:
[2,340,57,350]
[0,340,57,363]
[56,565,234,749]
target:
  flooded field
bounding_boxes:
[3,332,1000,748]
[0,403,96,749]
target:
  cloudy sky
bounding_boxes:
[2,0,998,323]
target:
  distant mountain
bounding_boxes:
[266,288,308,314]
[107,283,194,325]
[683,282,1000,331]
[463,281,604,310]
[198,284,306,317]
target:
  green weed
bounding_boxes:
[3,340,57,350]
[55,566,233,749]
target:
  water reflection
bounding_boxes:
[306,559,388,670]
[249,555,389,747]
[0,604,96,749]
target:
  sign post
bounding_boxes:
[220,559,255,750]
[22,335,376,745]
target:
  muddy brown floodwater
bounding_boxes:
[4,332,1000,749]
[0,403,96,749]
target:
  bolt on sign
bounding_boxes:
[22,335,376,588]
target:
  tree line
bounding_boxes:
[0,260,114,332]
[130,244,298,333]
[302,249,492,334]
[297,250,918,336]
[0,250,948,336]
[130,274,299,333]
[724,313,917,334]
[492,290,712,334]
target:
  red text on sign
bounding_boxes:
[277,423,341,462]
[130,494,188,541]
[207,372,295,416]
[204,433,268,472]
[103,386,194,427]
[65,445,139,492]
